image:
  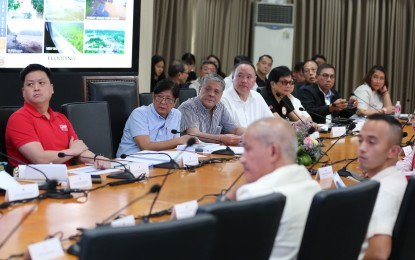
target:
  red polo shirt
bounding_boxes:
[5,102,78,167]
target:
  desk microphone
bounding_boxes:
[280,98,315,135]
[143,138,196,223]
[350,92,383,114]
[308,123,356,174]
[57,152,134,179]
[0,151,57,191]
[171,129,235,155]
[120,152,179,169]
[299,107,354,126]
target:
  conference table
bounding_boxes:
[0,123,412,259]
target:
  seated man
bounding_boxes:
[178,73,245,146]
[6,64,110,169]
[116,79,194,157]
[221,61,275,128]
[299,63,357,124]
[358,114,407,259]
[226,117,321,259]
[188,60,217,95]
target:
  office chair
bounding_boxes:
[179,88,197,105]
[138,93,153,106]
[389,176,415,260]
[79,214,217,260]
[297,180,380,260]
[197,193,286,260]
[61,102,113,158]
[82,76,139,156]
[0,106,20,173]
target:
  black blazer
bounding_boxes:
[299,84,356,124]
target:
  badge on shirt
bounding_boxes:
[282,107,287,115]
[59,125,68,131]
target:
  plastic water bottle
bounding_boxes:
[394,101,401,118]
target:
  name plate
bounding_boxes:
[0,170,20,190]
[331,126,346,137]
[129,162,150,178]
[182,153,199,166]
[316,165,334,190]
[6,183,39,202]
[68,174,92,189]
[310,131,320,139]
[18,164,68,181]
[174,200,198,219]
[111,215,136,227]
[333,172,346,188]
[402,146,413,157]
[28,237,64,260]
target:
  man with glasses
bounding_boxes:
[299,63,357,124]
[188,60,217,95]
[116,79,194,156]
[178,73,245,146]
[221,61,275,128]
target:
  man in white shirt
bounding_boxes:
[226,118,321,260]
[358,114,407,259]
[221,61,275,128]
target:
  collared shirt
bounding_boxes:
[116,104,181,157]
[359,166,407,260]
[318,86,333,106]
[178,97,237,135]
[261,88,294,120]
[6,102,78,167]
[221,86,273,128]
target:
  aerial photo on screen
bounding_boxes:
[84,27,125,54]
[45,0,85,21]
[8,0,43,19]
[6,20,43,53]
[44,22,84,54]
[85,0,126,20]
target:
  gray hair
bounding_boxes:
[200,73,225,91]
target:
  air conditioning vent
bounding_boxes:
[255,3,294,26]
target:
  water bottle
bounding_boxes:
[394,101,401,118]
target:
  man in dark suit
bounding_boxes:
[299,63,357,124]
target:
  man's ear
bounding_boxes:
[388,144,401,159]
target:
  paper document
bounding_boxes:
[121,150,205,166]
[69,166,121,175]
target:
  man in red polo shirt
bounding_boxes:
[5,64,111,169]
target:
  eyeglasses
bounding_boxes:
[320,73,335,80]
[154,95,175,104]
[278,80,294,86]
[372,75,385,82]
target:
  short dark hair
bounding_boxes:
[233,55,251,66]
[302,60,318,73]
[258,54,273,63]
[200,60,217,70]
[233,61,256,74]
[363,65,389,89]
[311,54,327,62]
[168,60,185,77]
[267,66,292,90]
[366,114,403,145]
[317,63,336,75]
[293,61,304,72]
[181,53,196,65]
[20,64,52,83]
[153,79,180,99]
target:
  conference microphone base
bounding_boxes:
[107,171,135,179]
[154,160,179,169]
[212,147,235,156]
[338,168,368,182]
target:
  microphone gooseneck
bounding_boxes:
[350,92,383,114]
[58,152,135,179]
[280,98,315,135]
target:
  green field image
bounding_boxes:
[84,29,125,54]
[51,23,84,53]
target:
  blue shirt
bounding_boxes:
[116,104,181,157]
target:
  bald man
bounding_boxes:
[226,118,321,260]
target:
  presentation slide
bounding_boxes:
[0,0,135,69]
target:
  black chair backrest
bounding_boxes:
[61,102,113,158]
[297,180,380,260]
[0,106,20,162]
[179,88,197,105]
[82,76,139,156]
[197,193,286,260]
[257,86,267,99]
[79,214,217,260]
[390,176,415,260]
[139,93,153,106]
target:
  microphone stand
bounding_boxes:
[351,92,384,114]
[120,152,179,169]
[57,152,135,180]
[171,129,236,156]
[280,97,316,135]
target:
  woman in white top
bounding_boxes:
[354,65,395,116]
